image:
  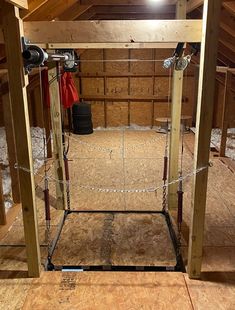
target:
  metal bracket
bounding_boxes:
[22,37,79,74]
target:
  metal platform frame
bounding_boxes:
[45,209,185,273]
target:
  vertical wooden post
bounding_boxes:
[1,80,21,203]
[192,65,200,127]
[0,167,6,225]
[219,71,232,157]
[188,0,221,279]
[48,67,67,210]
[168,0,186,210]
[2,3,41,277]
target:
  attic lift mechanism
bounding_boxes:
[22,39,193,273]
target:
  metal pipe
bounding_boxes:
[48,53,69,61]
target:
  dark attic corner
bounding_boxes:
[0,0,235,309]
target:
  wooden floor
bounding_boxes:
[0,130,235,309]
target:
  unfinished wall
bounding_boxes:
[76,48,196,128]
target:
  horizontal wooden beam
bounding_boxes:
[93,4,176,14]
[5,0,28,9]
[76,72,194,77]
[80,0,177,4]
[23,20,202,44]
[48,42,179,49]
[79,95,189,102]
[216,66,235,73]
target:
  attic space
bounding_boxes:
[0,0,235,309]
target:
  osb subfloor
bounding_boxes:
[0,130,235,309]
[51,212,176,267]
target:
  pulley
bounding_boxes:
[163,42,198,71]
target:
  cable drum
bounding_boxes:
[72,101,93,135]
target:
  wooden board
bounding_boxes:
[51,212,176,267]
[75,48,195,128]
[22,272,192,310]
[23,20,203,44]
[106,102,128,127]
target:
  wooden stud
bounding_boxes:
[128,49,131,127]
[219,70,232,157]
[48,67,67,210]
[192,65,200,126]
[1,79,21,204]
[23,20,202,45]
[0,166,6,225]
[2,3,41,277]
[188,0,222,279]
[168,0,186,210]
[103,49,107,128]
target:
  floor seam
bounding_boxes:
[183,274,195,310]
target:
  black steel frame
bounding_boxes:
[45,209,185,273]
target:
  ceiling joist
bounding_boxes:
[23,20,202,45]
[58,4,93,21]
[5,0,28,9]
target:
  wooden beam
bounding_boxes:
[223,2,235,16]
[0,166,6,225]
[186,0,203,13]
[188,0,221,279]
[48,67,67,210]
[5,0,28,9]
[2,3,40,277]
[216,66,235,73]
[93,4,176,15]
[23,20,202,44]
[1,79,21,204]
[79,0,177,4]
[22,0,77,21]
[20,0,49,20]
[78,95,188,101]
[48,43,179,49]
[220,70,232,157]
[58,4,93,20]
[168,0,186,210]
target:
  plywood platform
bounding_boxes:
[22,272,193,310]
[51,212,176,267]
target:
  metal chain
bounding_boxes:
[14,162,210,194]
[162,183,167,212]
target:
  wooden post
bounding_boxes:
[1,80,21,203]
[168,0,186,210]
[48,67,67,210]
[192,65,200,127]
[2,3,41,277]
[0,167,6,225]
[188,0,221,279]
[219,71,232,157]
